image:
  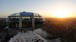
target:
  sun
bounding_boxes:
[52,8,71,18]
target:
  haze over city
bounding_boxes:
[0,0,76,18]
[1,0,76,42]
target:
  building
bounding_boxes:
[7,12,44,31]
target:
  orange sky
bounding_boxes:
[0,0,76,18]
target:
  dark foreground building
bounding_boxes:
[0,11,44,42]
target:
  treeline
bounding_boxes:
[42,18,76,42]
[0,18,6,29]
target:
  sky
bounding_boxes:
[0,0,76,18]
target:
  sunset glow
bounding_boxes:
[51,8,72,18]
[0,0,76,18]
